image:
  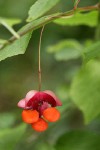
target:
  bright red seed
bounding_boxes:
[22,110,39,124]
[43,107,60,122]
[32,118,48,132]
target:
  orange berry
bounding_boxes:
[22,110,39,124]
[43,107,60,122]
[32,118,48,132]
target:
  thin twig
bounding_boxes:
[38,26,44,91]
[74,0,80,10]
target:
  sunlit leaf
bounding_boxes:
[54,11,98,27]
[27,0,60,22]
[55,131,100,150]
[70,60,100,124]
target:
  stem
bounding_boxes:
[77,3,99,11]
[74,0,80,10]
[38,26,44,91]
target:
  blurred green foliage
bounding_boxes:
[0,0,100,150]
[54,11,98,27]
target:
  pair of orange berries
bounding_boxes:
[22,107,60,132]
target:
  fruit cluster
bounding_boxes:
[18,90,62,132]
[22,107,60,132]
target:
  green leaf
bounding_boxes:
[55,131,100,150]
[0,31,32,61]
[83,41,100,62]
[47,40,82,61]
[0,13,61,59]
[54,11,98,27]
[0,124,26,150]
[0,17,21,38]
[27,0,60,22]
[70,60,100,124]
